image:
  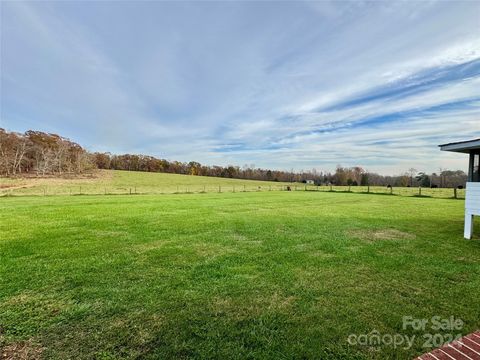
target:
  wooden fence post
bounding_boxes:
[367,185,370,193]
[330,185,332,191]
[390,186,393,195]
[454,188,457,199]
[348,185,351,192]
[418,187,421,196]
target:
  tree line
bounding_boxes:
[0,129,467,187]
[331,166,466,188]
[0,129,94,176]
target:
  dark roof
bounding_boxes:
[439,138,480,153]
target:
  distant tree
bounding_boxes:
[351,166,364,184]
[94,153,111,169]
[224,166,237,178]
[0,129,29,175]
[0,129,93,176]
[440,169,467,188]
[266,170,273,180]
[415,172,431,187]
[398,174,409,187]
[334,165,348,185]
[188,161,201,176]
[408,168,417,186]
[360,173,369,186]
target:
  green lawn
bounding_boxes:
[1,191,479,359]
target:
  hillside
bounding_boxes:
[0,169,298,196]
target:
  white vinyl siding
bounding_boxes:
[465,182,480,239]
[465,182,480,215]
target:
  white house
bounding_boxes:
[439,138,480,239]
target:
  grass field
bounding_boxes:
[1,190,479,359]
[0,170,466,199]
[0,170,296,196]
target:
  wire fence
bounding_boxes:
[0,184,466,199]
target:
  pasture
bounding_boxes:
[0,170,295,196]
[0,170,466,199]
[1,187,479,359]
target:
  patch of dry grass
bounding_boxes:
[347,228,416,241]
[1,339,43,360]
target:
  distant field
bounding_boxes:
[0,169,466,198]
[1,191,479,359]
[0,170,295,196]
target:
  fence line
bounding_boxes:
[0,184,466,199]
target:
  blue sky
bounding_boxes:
[1,1,479,174]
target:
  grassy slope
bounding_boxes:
[0,169,466,198]
[0,170,297,196]
[1,191,479,359]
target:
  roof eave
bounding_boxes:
[439,138,480,153]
